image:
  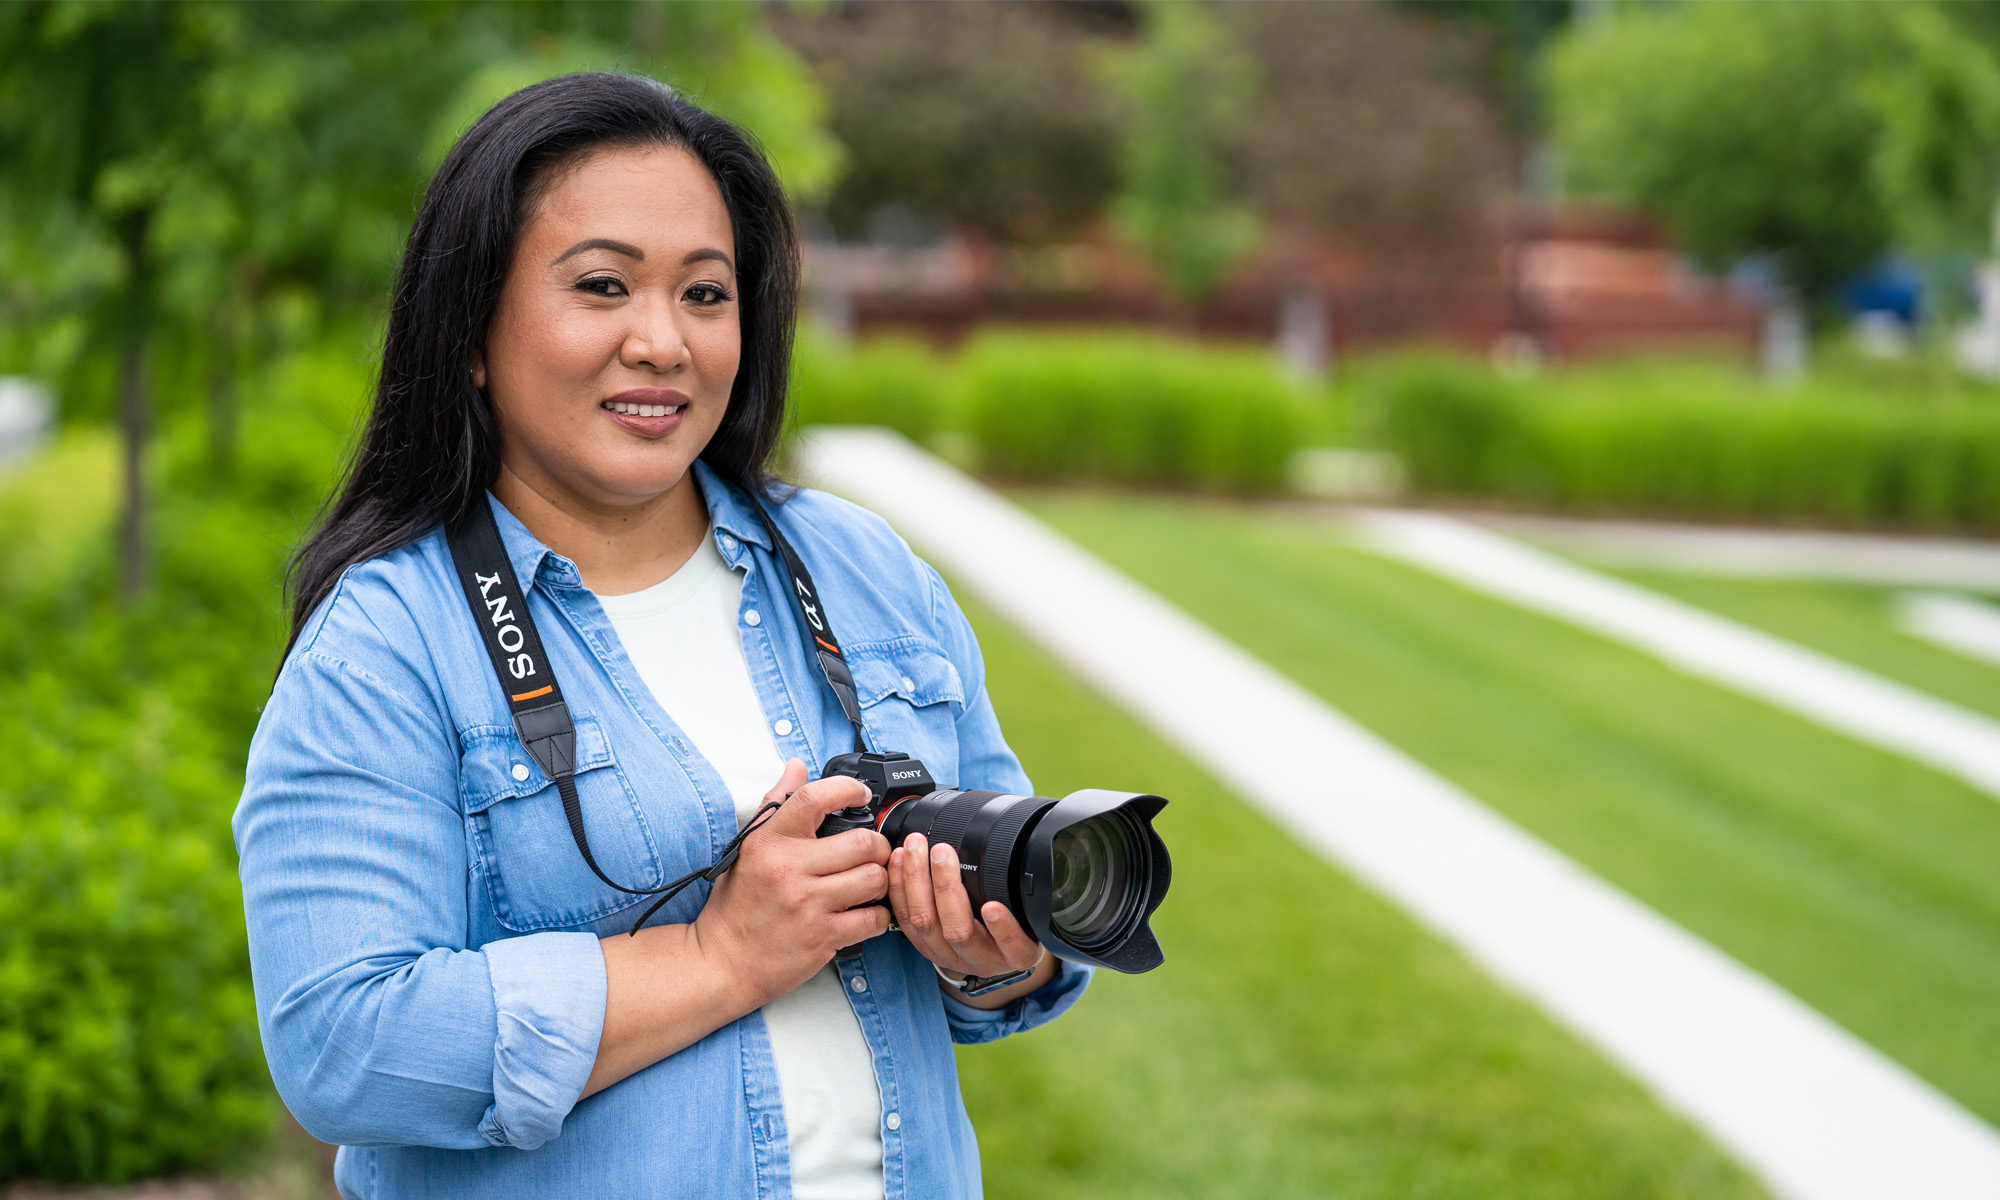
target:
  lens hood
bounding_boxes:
[1021,789,1171,973]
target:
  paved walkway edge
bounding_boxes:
[1354,509,2000,802]
[799,428,2000,1200]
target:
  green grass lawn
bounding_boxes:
[956,590,1766,1200]
[1612,570,2000,723]
[1001,489,2000,1133]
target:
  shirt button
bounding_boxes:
[900,676,915,692]
[721,534,738,553]
[850,975,868,993]
[511,763,530,782]
[745,609,761,627]
[773,719,793,737]
[885,1112,901,1131]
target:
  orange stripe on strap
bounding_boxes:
[510,684,554,702]
[815,636,839,654]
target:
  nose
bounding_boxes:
[620,291,692,374]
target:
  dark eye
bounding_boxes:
[577,276,627,297]
[686,282,733,306]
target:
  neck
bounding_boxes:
[490,463,711,596]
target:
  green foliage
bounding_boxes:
[1104,2,1262,304]
[782,3,1122,241]
[790,329,952,441]
[1361,353,2000,528]
[965,332,1301,491]
[790,329,1309,493]
[1548,0,2000,299]
[0,344,367,1183]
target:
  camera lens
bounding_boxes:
[876,786,1170,973]
[1050,813,1139,948]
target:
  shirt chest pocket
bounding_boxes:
[848,642,965,782]
[461,715,681,933]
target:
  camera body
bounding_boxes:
[816,750,1172,974]
[816,751,936,837]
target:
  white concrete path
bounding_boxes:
[1355,510,2000,804]
[1470,512,2000,591]
[797,428,2000,1200]
[1900,591,2000,669]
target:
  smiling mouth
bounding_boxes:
[603,400,684,417]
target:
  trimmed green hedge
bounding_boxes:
[792,328,1310,493]
[1363,354,2000,527]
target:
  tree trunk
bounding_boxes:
[118,212,153,601]
[118,324,148,600]
[208,304,237,474]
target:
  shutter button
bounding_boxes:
[511,763,530,782]
[850,975,868,993]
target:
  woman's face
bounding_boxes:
[474,144,740,513]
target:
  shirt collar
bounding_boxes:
[484,493,578,589]
[693,459,774,553]
[479,461,773,592]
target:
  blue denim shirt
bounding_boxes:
[233,462,1091,1199]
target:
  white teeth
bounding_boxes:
[604,401,683,416]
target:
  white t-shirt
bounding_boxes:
[595,529,885,1200]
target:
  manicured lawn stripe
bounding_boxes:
[1355,510,2000,803]
[1009,490,2000,1128]
[955,589,1768,1200]
[1616,572,2000,724]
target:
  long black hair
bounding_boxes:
[286,72,799,647]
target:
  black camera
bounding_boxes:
[817,751,1171,973]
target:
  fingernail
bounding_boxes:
[931,844,949,864]
[891,848,903,867]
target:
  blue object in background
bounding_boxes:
[1840,257,1924,325]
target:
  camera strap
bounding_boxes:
[444,490,864,934]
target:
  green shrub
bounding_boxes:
[790,329,952,442]
[1362,353,2000,529]
[0,346,364,1183]
[964,330,1305,491]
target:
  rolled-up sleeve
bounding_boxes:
[940,958,1094,1044]
[480,932,606,1148]
[234,641,605,1151]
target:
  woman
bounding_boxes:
[235,73,1088,1199]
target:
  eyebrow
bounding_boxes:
[550,238,644,266]
[683,248,734,271]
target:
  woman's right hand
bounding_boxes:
[692,758,893,1008]
[585,759,890,1097]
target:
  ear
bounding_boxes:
[469,349,487,391]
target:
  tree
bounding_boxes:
[0,1,835,599]
[1105,1,1262,307]
[1548,0,2000,304]
[778,2,1125,243]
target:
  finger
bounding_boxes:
[929,842,980,946]
[886,846,912,928]
[821,860,891,911]
[829,904,893,946]
[765,767,872,838]
[980,902,1044,971]
[793,827,890,876]
[759,758,809,808]
[893,834,940,941]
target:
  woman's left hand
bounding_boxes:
[888,832,1057,1009]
